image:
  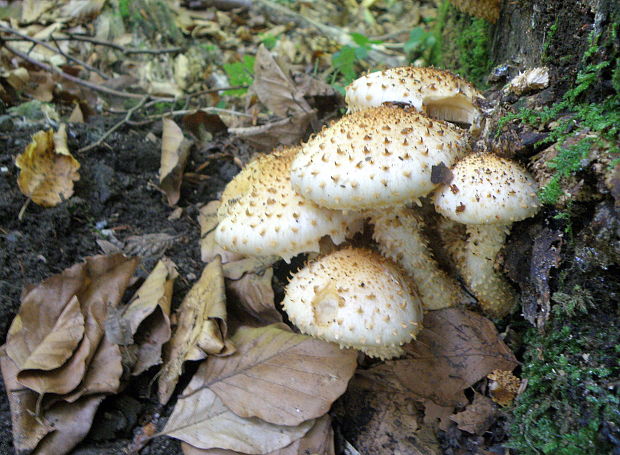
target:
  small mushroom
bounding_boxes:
[345,67,483,127]
[215,146,360,262]
[282,247,423,359]
[433,152,540,317]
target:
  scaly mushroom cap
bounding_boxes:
[290,106,469,211]
[345,67,483,125]
[215,146,358,262]
[282,247,423,359]
[433,152,540,225]
[449,0,500,23]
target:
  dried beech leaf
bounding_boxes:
[199,201,244,264]
[162,378,314,454]
[160,118,192,206]
[7,254,138,395]
[203,324,357,426]
[252,45,312,117]
[333,369,440,455]
[180,414,334,455]
[449,393,497,435]
[0,349,52,452]
[222,255,279,280]
[15,125,80,207]
[228,112,315,152]
[158,257,230,404]
[375,308,518,407]
[34,394,105,455]
[7,292,84,373]
[227,268,282,324]
[123,233,181,258]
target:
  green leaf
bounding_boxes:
[222,55,255,96]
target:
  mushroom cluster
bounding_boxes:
[214,65,539,358]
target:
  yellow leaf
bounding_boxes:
[15,124,80,207]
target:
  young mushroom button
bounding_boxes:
[282,247,423,360]
[433,152,540,317]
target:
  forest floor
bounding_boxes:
[0,1,619,455]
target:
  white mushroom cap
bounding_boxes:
[433,152,540,225]
[282,247,423,359]
[345,67,483,125]
[215,146,358,262]
[290,106,469,211]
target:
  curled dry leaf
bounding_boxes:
[199,201,244,264]
[228,112,315,152]
[5,254,138,396]
[200,324,357,426]
[227,267,283,325]
[1,348,104,455]
[374,308,518,407]
[252,45,312,117]
[449,393,497,435]
[333,369,440,455]
[160,118,192,206]
[123,258,176,375]
[162,375,315,454]
[180,414,334,455]
[158,256,232,404]
[15,124,80,207]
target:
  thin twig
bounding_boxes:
[0,24,109,80]
[0,40,175,101]
[77,96,150,153]
[64,34,183,55]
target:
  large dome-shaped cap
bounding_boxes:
[345,67,483,125]
[434,152,540,225]
[282,247,423,360]
[290,106,469,211]
[215,146,358,262]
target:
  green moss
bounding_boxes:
[509,309,619,454]
[497,32,620,206]
[429,1,492,87]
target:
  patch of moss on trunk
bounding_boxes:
[430,1,493,87]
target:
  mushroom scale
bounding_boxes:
[345,67,483,126]
[433,153,540,317]
[215,146,359,262]
[290,106,469,211]
[282,247,423,359]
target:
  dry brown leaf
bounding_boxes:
[162,375,314,454]
[333,369,440,455]
[180,414,334,455]
[199,201,244,264]
[201,324,357,426]
[228,112,315,152]
[227,268,282,324]
[375,308,518,407]
[68,103,85,123]
[160,118,192,206]
[6,254,138,396]
[158,257,231,404]
[449,393,497,435]
[252,45,312,117]
[0,348,105,455]
[15,125,80,207]
[123,232,181,257]
[222,255,279,280]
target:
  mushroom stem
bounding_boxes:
[371,208,464,310]
[461,224,517,317]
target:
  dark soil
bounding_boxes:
[0,118,243,454]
